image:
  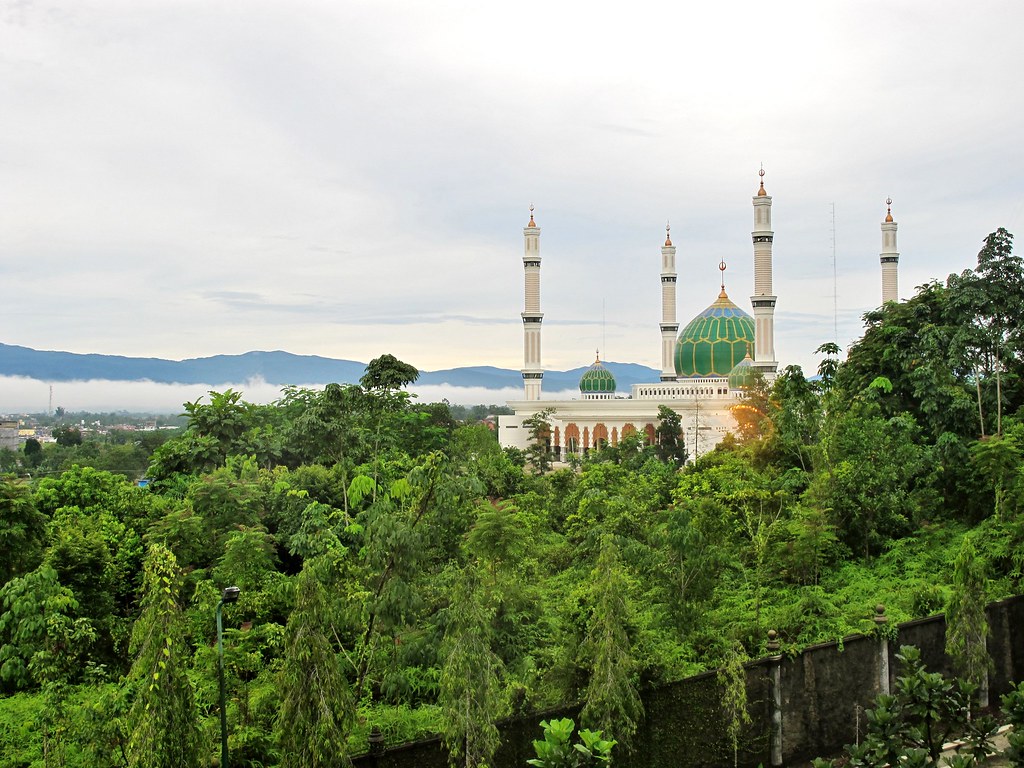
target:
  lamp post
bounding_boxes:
[216,586,240,768]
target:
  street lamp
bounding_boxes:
[216,586,241,768]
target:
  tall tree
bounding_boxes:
[523,408,555,473]
[971,228,1021,435]
[438,563,506,768]
[278,559,355,768]
[125,545,202,768]
[580,535,643,751]
[945,536,990,706]
[655,405,687,467]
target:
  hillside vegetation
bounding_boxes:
[1,230,1023,768]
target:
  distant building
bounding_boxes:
[0,420,19,451]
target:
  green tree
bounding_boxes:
[970,432,1022,519]
[523,409,554,474]
[945,537,990,705]
[439,563,506,768]
[0,565,95,691]
[278,559,355,768]
[654,405,687,466]
[360,353,420,391]
[0,476,46,584]
[580,535,642,751]
[125,544,202,768]
[718,639,750,768]
[53,426,83,447]
[964,229,1021,435]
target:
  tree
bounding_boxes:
[439,563,506,768]
[768,365,821,471]
[53,426,83,447]
[718,639,751,768]
[0,565,95,691]
[278,559,355,768]
[970,431,1022,520]
[654,405,687,467]
[969,229,1021,435]
[580,535,642,751]
[523,409,554,474]
[360,353,419,391]
[945,537,990,706]
[0,477,46,585]
[23,438,42,468]
[125,545,202,768]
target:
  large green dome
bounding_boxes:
[579,356,616,394]
[674,291,755,377]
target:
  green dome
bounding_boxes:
[728,351,757,390]
[579,356,616,394]
[674,290,755,377]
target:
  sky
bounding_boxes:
[2,1,1023,410]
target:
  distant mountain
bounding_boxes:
[0,343,661,391]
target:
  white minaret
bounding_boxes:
[660,222,678,381]
[521,205,544,399]
[881,198,899,304]
[750,167,778,373]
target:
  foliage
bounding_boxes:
[524,409,555,474]
[944,537,990,697]
[654,405,688,467]
[0,476,46,585]
[824,646,981,768]
[278,559,355,768]
[527,718,615,768]
[438,562,506,768]
[718,639,750,768]
[579,535,642,751]
[125,544,202,768]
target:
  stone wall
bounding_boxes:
[354,595,1024,768]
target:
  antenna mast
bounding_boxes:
[830,203,838,344]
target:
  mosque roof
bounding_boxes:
[579,354,617,393]
[674,290,755,378]
[727,350,757,390]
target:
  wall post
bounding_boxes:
[874,604,890,696]
[767,628,783,767]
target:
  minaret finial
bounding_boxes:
[528,203,536,227]
[719,259,728,297]
[665,220,672,247]
[885,197,893,223]
[757,165,767,196]
[595,348,600,363]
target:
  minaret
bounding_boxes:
[521,205,544,399]
[659,222,678,381]
[880,198,899,304]
[750,167,778,373]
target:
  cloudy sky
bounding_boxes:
[2,0,1022,394]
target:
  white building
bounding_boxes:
[498,173,901,461]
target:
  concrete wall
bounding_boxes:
[354,595,1024,768]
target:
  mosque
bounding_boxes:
[497,171,901,460]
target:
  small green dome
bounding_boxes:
[728,351,757,390]
[579,355,616,394]
[674,290,755,377]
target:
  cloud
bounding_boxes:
[0,0,1021,382]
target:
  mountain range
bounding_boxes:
[0,343,661,392]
